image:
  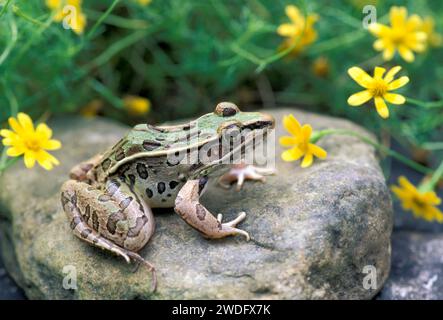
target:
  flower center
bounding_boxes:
[412,196,428,209]
[370,79,388,97]
[390,29,406,45]
[25,138,42,152]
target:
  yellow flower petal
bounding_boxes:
[279,136,299,147]
[374,66,386,79]
[283,114,302,137]
[8,117,24,136]
[301,153,314,168]
[277,23,297,37]
[387,76,409,90]
[286,5,302,24]
[384,93,406,105]
[398,45,415,62]
[347,90,373,106]
[382,45,396,61]
[41,139,62,150]
[281,147,304,162]
[390,6,407,28]
[368,23,391,37]
[23,152,36,168]
[374,97,389,119]
[36,123,53,140]
[301,124,312,140]
[347,67,374,88]
[0,129,15,138]
[398,176,416,192]
[384,66,402,83]
[309,143,327,159]
[17,112,35,132]
[6,147,25,157]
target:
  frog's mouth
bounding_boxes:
[192,117,274,177]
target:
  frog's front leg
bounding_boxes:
[61,179,157,289]
[69,154,103,182]
[218,164,276,191]
[174,178,250,241]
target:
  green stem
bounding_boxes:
[407,97,443,109]
[12,5,46,27]
[422,142,443,151]
[86,0,121,39]
[421,160,443,192]
[0,0,13,18]
[312,129,433,175]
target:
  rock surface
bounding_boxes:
[0,109,393,299]
[378,232,443,300]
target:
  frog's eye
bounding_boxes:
[214,102,240,117]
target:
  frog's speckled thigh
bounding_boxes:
[174,178,250,240]
[60,179,157,288]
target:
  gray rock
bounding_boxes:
[0,109,393,299]
[378,231,443,300]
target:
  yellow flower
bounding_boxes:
[391,176,443,223]
[0,113,61,170]
[347,65,409,119]
[277,5,318,55]
[368,6,427,62]
[136,0,152,5]
[46,0,87,35]
[279,114,327,168]
[421,16,443,47]
[312,56,329,78]
[80,99,103,118]
[123,95,151,116]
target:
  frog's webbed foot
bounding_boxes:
[174,178,250,241]
[218,164,276,191]
[217,212,250,241]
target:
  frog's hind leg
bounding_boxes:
[218,164,276,191]
[60,179,157,290]
[174,178,250,241]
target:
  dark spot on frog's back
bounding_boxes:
[142,140,162,151]
[146,187,153,198]
[126,145,143,157]
[136,163,149,179]
[169,181,179,189]
[115,148,126,161]
[101,158,112,171]
[157,182,166,194]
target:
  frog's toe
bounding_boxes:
[218,164,276,191]
[220,212,250,241]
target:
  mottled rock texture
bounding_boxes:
[0,109,393,299]
[378,231,443,300]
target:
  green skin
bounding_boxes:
[60,102,275,290]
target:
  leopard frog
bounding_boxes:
[60,102,275,290]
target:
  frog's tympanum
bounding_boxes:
[60,102,275,290]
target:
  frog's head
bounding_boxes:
[188,102,274,178]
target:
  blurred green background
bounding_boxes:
[0,0,442,152]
